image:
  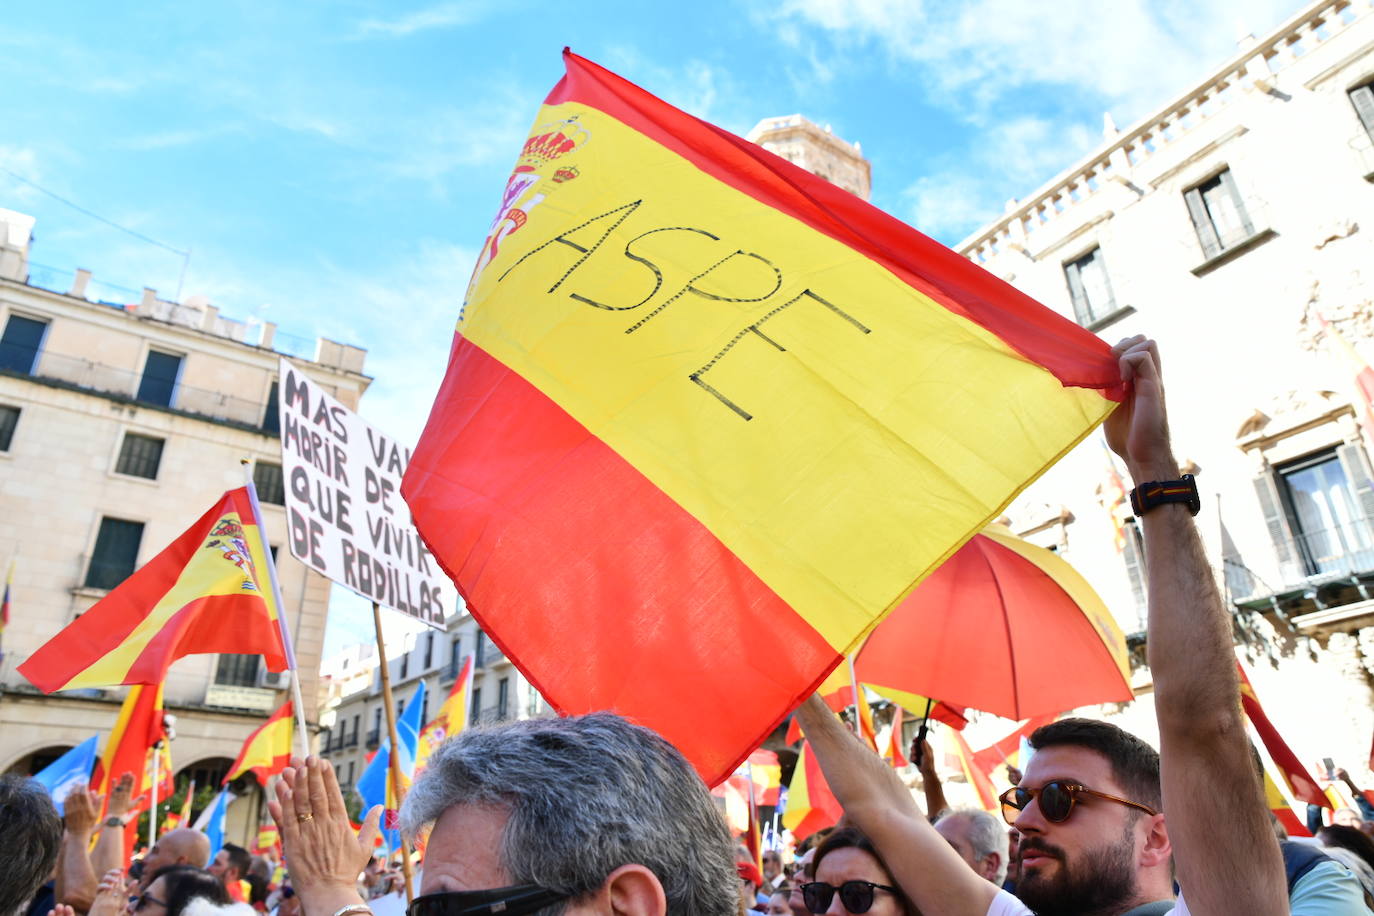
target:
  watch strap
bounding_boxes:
[1130,474,1201,517]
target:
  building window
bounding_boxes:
[0,405,19,451]
[447,638,462,679]
[475,631,487,668]
[85,517,144,589]
[137,350,183,407]
[419,689,429,725]
[262,380,280,434]
[345,761,355,785]
[400,654,409,680]
[424,632,434,669]
[350,714,360,745]
[1063,247,1117,327]
[115,433,165,479]
[1184,169,1255,259]
[1273,447,1374,576]
[1350,80,1374,140]
[470,685,482,724]
[0,314,48,375]
[214,653,260,687]
[371,708,382,743]
[497,677,509,720]
[253,461,285,505]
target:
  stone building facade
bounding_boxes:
[952,0,1374,802]
[0,207,370,843]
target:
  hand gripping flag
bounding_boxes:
[224,701,294,787]
[19,488,288,692]
[402,50,1124,783]
[416,656,472,774]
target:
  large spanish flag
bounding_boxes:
[19,487,288,692]
[402,50,1122,783]
[224,701,294,786]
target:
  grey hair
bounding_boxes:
[0,774,62,916]
[940,807,1010,884]
[401,712,737,916]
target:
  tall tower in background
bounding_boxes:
[748,115,872,201]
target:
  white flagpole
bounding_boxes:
[241,461,311,759]
[148,742,160,848]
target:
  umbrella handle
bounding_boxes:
[912,697,934,768]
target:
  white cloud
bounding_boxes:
[351,2,492,39]
[769,0,1298,124]
[900,115,1097,239]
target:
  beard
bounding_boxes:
[1013,821,1139,916]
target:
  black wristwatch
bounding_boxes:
[1130,474,1200,517]
[104,816,126,828]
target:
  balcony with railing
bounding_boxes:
[472,705,511,725]
[7,346,274,428]
[1232,516,1374,634]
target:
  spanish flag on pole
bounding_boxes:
[402,50,1123,783]
[19,488,287,692]
[224,701,294,787]
[950,729,999,813]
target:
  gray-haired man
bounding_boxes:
[936,808,1009,885]
[271,712,739,916]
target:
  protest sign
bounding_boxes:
[278,358,446,627]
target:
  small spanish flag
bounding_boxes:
[782,741,843,841]
[950,729,999,813]
[1238,663,1329,808]
[224,701,294,787]
[416,656,472,774]
[20,487,287,692]
[402,50,1123,784]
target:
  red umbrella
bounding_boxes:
[856,525,1132,721]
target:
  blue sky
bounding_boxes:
[2,0,1297,655]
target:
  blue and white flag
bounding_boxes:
[34,735,98,815]
[197,788,233,857]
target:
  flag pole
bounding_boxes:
[846,653,862,737]
[149,740,160,849]
[240,461,311,758]
[372,601,416,905]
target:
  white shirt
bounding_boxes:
[984,888,1189,916]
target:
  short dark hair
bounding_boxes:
[812,828,913,916]
[220,842,252,879]
[150,864,231,916]
[1319,825,1374,873]
[0,774,62,916]
[1029,718,1161,810]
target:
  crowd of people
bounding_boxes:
[6,337,1374,916]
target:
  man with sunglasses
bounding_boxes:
[796,337,1296,916]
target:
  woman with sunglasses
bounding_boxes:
[801,829,915,916]
[132,865,232,916]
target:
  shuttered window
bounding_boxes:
[1184,169,1255,259]
[1063,247,1117,327]
[253,461,285,505]
[137,350,183,407]
[1350,83,1374,139]
[1268,447,1374,578]
[0,314,47,375]
[115,433,165,479]
[85,517,144,590]
[0,405,19,451]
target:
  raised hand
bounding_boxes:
[269,756,381,915]
[1103,335,1178,482]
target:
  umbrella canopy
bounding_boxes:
[856,524,1132,721]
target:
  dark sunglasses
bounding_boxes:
[999,781,1158,825]
[407,884,569,916]
[133,895,167,912]
[801,880,897,914]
